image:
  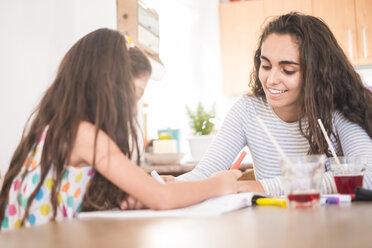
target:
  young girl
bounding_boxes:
[177,12,372,196]
[0,28,241,230]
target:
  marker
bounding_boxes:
[230,151,247,170]
[151,170,165,184]
[255,198,287,208]
[320,194,352,205]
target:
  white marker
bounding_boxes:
[151,170,165,184]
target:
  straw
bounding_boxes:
[256,116,295,189]
[317,119,341,165]
[256,115,287,159]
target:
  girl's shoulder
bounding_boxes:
[235,95,267,110]
[332,111,352,127]
[71,121,121,168]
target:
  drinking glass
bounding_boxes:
[330,156,366,194]
[280,155,326,208]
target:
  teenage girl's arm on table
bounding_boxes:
[70,122,241,210]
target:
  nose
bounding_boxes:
[266,67,280,85]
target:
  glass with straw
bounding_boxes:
[317,119,366,195]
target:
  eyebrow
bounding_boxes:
[260,55,300,65]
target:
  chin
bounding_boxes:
[266,98,285,109]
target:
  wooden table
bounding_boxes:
[142,163,253,176]
[1,202,371,248]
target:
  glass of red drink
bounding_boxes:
[280,155,326,208]
[330,157,367,194]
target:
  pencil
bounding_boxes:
[230,151,247,170]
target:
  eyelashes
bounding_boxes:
[261,65,296,75]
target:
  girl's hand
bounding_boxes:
[212,170,242,194]
[161,175,175,182]
[120,196,147,210]
[237,181,265,193]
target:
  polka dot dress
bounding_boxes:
[2,128,94,230]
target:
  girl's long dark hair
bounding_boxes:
[249,12,372,155]
[0,28,140,228]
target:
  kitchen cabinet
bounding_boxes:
[312,0,359,64]
[312,0,372,65]
[355,0,372,65]
[219,0,265,96]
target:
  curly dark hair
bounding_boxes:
[249,12,372,155]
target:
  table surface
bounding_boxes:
[1,202,371,248]
[142,163,253,176]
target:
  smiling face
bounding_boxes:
[258,33,302,122]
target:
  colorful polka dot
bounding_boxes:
[62,170,69,179]
[62,205,67,218]
[13,180,20,191]
[67,196,73,207]
[58,194,62,204]
[23,157,29,167]
[32,173,40,184]
[17,194,23,205]
[40,204,50,216]
[75,173,83,183]
[28,214,36,226]
[76,203,82,213]
[36,189,44,201]
[74,188,81,198]
[14,219,21,229]
[8,204,16,216]
[23,184,27,193]
[1,217,9,229]
[23,197,28,209]
[31,160,38,170]
[46,178,53,190]
[62,182,70,192]
[87,170,94,176]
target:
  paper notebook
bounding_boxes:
[78,192,264,219]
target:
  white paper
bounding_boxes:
[78,192,260,219]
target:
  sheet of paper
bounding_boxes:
[78,192,261,219]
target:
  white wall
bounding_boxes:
[0,0,117,175]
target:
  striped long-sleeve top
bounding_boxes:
[177,95,372,197]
